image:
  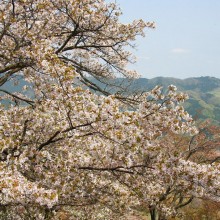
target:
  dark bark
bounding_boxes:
[149,206,156,220]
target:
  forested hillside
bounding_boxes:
[90,76,220,123]
[2,76,220,123]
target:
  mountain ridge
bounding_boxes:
[90,76,220,123]
[1,76,220,123]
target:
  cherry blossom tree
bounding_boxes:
[150,120,220,219]
[0,0,219,219]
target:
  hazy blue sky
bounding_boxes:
[116,0,220,79]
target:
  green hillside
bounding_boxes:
[135,76,220,123]
[1,76,220,124]
[90,76,220,124]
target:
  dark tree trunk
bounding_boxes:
[150,206,156,220]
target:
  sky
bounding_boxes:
[115,0,220,79]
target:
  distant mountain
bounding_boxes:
[131,76,220,123]
[1,76,220,123]
[91,76,220,124]
[131,76,220,93]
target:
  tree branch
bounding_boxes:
[175,196,193,209]
[37,122,93,151]
[0,89,34,106]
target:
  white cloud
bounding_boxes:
[171,48,189,54]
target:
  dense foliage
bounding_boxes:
[0,0,219,219]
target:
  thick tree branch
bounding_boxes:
[78,164,154,174]
[175,196,194,209]
[37,122,93,151]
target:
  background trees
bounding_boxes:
[0,0,219,219]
